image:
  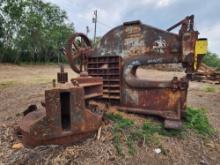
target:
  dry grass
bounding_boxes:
[0,64,77,90]
[0,64,220,164]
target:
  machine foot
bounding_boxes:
[164,120,182,129]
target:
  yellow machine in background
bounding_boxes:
[194,39,208,69]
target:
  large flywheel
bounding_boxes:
[65,33,92,73]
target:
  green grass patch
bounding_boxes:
[185,107,214,136]
[106,113,134,155]
[106,113,134,128]
[125,122,163,155]
[106,108,213,156]
[203,86,216,92]
[106,113,183,155]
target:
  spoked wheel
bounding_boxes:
[65,33,92,73]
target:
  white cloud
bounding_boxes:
[42,0,220,55]
[156,0,175,7]
[47,0,176,26]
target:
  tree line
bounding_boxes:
[203,51,220,71]
[0,0,74,63]
[0,0,220,69]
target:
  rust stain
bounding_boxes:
[19,75,103,147]
[18,15,206,147]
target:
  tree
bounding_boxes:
[0,0,74,63]
[203,51,220,70]
[0,13,4,46]
[0,11,7,62]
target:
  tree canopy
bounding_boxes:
[0,0,74,63]
[203,51,220,71]
[1,0,220,69]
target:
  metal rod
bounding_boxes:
[167,15,194,32]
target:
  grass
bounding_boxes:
[106,107,214,155]
[125,122,162,155]
[18,60,68,65]
[0,76,51,90]
[203,86,216,92]
[106,113,183,155]
[31,76,54,84]
[0,80,17,90]
[185,107,214,136]
[107,113,134,155]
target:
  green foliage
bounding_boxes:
[0,0,74,63]
[185,107,214,136]
[203,51,220,71]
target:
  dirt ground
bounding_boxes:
[0,64,220,165]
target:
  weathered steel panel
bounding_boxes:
[19,76,103,147]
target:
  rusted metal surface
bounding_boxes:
[66,33,93,73]
[191,63,220,84]
[167,15,194,32]
[57,64,68,83]
[19,76,103,147]
[71,72,103,99]
[18,15,208,148]
[87,56,121,102]
[64,15,206,129]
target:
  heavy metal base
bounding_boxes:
[19,110,101,146]
[19,75,103,147]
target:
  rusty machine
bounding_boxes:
[191,63,220,84]
[18,15,207,146]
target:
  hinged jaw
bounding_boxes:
[168,15,208,74]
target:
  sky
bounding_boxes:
[43,0,220,55]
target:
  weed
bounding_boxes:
[126,135,136,155]
[113,132,123,155]
[107,113,165,155]
[106,113,134,155]
[185,107,214,136]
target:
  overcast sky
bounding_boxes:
[43,0,220,55]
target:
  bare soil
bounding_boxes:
[0,64,220,165]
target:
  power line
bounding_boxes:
[60,5,112,29]
[97,20,112,28]
[55,4,112,38]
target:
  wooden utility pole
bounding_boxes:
[92,10,97,43]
